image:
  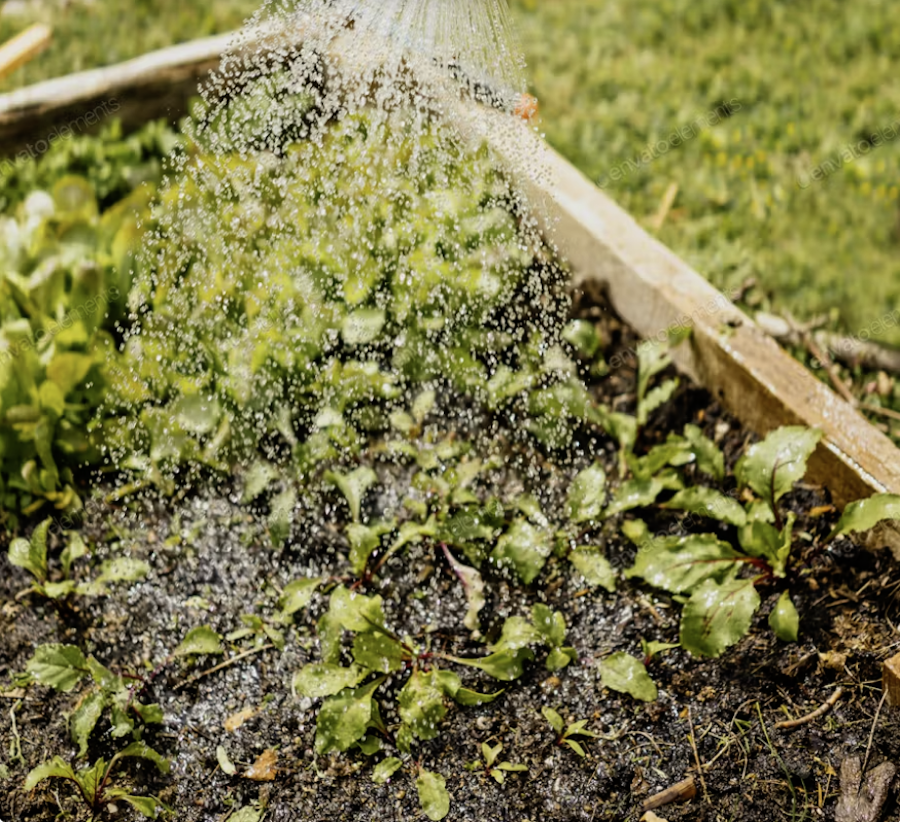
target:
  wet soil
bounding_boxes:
[3,286,900,822]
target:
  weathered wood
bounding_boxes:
[0,23,52,82]
[1,32,898,548]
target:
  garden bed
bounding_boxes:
[2,28,900,822]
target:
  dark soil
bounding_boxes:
[3,286,900,822]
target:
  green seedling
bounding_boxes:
[8,520,148,602]
[24,742,169,820]
[472,741,527,784]
[541,706,601,757]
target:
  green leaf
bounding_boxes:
[227,808,263,822]
[769,591,799,642]
[268,487,296,546]
[315,678,384,754]
[532,604,566,647]
[329,586,386,632]
[416,770,450,821]
[342,308,386,346]
[70,689,106,757]
[24,756,77,790]
[398,670,447,741]
[490,616,542,653]
[625,533,743,594]
[279,577,325,618]
[604,477,668,517]
[352,633,404,673]
[680,578,762,658]
[133,702,163,724]
[347,521,394,575]
[491,519,552,584]
[326,466,378,523]
[482,741,501,767]
[682,424,725,481]
[26,644,87,691]
[96,557,150,584]
[830,494,900,539]
[241,461,278,503]
[292,663,368,698]
[174,626,223,657]
[373,757,403,784]
[569,547,616,592]
[599,652,658,702]
[457,648,533,681]
[453,686,505,707]
[663,487,747,527]
[412,389,437,423]
[735,427,822,503]
[497,762,527,773]
[563,738,587,757]
[356,734,382,755]
[640,639,680,661]
[441,546,485,633]
[9,519,50,582]
[567,463,607,523]
[638,378,679,426]
[636,339,672,405]
[110,793,163,819]
[541,706,565,734]
[546,647,577,671]
[114,741,170,774]
[563,319,602,358]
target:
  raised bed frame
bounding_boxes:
[1,30,898,548]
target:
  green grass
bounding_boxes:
[1,0,899,343]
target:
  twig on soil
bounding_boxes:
[861,690,888,777]
[687,706,709,803]
[773,686,844,730]
[642,776,696,811]
[175,643,275,691]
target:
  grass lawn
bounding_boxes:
[1,0,899,343]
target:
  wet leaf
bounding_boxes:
[70,689,105,757]
[342,308,386,346]
[268,487,296,546]
[638,378,679,426]
[830,494,900,539]
[416,770,450,821]
[682,424,725,481]
[567,463,607,522]
[373,757,403,784]
[569,547,616,592]
[243,749,278,782]
[680,578,762,657]
[352,633,404,673]
[546,647,577,671]
[625,533,742,594]
[293,663,368,698]
[105,793,162,819]
[599,652,658,702]
[458,648,533,681]
[605,477,668,517]
[347,521,394,575]
[174,626,223,657]
[9,518,50,582]
[26,643,87,691]
[329,586,386,632]
[491,519,552,584]
[735,426,822,503]
[326,466,378,523]
[490,616,542,652]
[315,678,384,754]
[663,487,747,527]
[278,577,325,618]
[398,670,447,741]
[769,591,799,642]
[24,757,77,791]
[541,706,565,734]
[115,741,170,773]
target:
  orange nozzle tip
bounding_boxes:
[514,93,539,122]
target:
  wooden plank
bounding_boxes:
[481,118,900,547]
[1,32,897,547]
[0,23,52,82]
